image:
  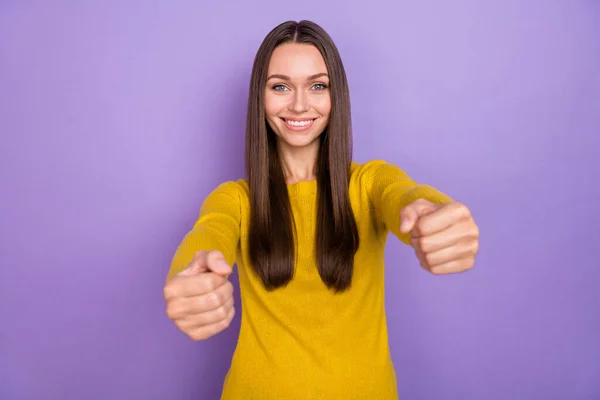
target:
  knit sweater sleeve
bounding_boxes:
[166,181,242,280]
[364,160,454,245]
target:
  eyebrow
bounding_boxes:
[266,73,329,81]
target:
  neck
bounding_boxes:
[277,140,320,184]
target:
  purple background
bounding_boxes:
[1,1,599,399]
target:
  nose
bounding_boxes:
[289,90,309,113]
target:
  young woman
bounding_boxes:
[163,20,479,400]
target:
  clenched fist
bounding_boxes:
[164,250,235,341]
[400,199,479,275]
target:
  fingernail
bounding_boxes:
[400,218,409,232]
[218,261,231,271]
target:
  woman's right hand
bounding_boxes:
[163,250,235,341]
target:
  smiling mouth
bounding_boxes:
[280,118,316,131]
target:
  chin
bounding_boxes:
[281,126,326,143]
[280,135,319,149]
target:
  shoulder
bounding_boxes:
[201,179,249,210]
[350,159,411,184]
[210,179,249,197]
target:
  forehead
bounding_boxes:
[268,43,328,76]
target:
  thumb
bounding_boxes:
[178,250,232,277]
[400,205,419,234]
[400,200,438,234]
[205,250,232,276]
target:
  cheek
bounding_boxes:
[313,96,331,118]
[264,94,281,133]
[264,92,285,118]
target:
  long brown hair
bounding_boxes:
[245,20,359,293]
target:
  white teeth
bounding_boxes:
[286,119,313,127]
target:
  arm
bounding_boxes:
[366,160,453,245]
[166,181,242,280]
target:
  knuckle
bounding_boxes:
[457,203,471,218]
[457,259,470,272]
[165,302,178,318]
[424,253,434,266]
[210,292,222,307]
[225,282,234,295]
[163,284,177,300]
[194,250,206,258]
[175,319,190,331]
[188,331,206,341]
[168,301,189,320]
[451,201,463,210]
[216,306,228,320]
[222,314,232,329]
[417,237,428,252]
[202,277,217,293]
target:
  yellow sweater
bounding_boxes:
[167,160,453,400]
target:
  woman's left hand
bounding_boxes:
[399,199,480,275]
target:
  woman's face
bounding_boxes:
[264,43,331,150]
